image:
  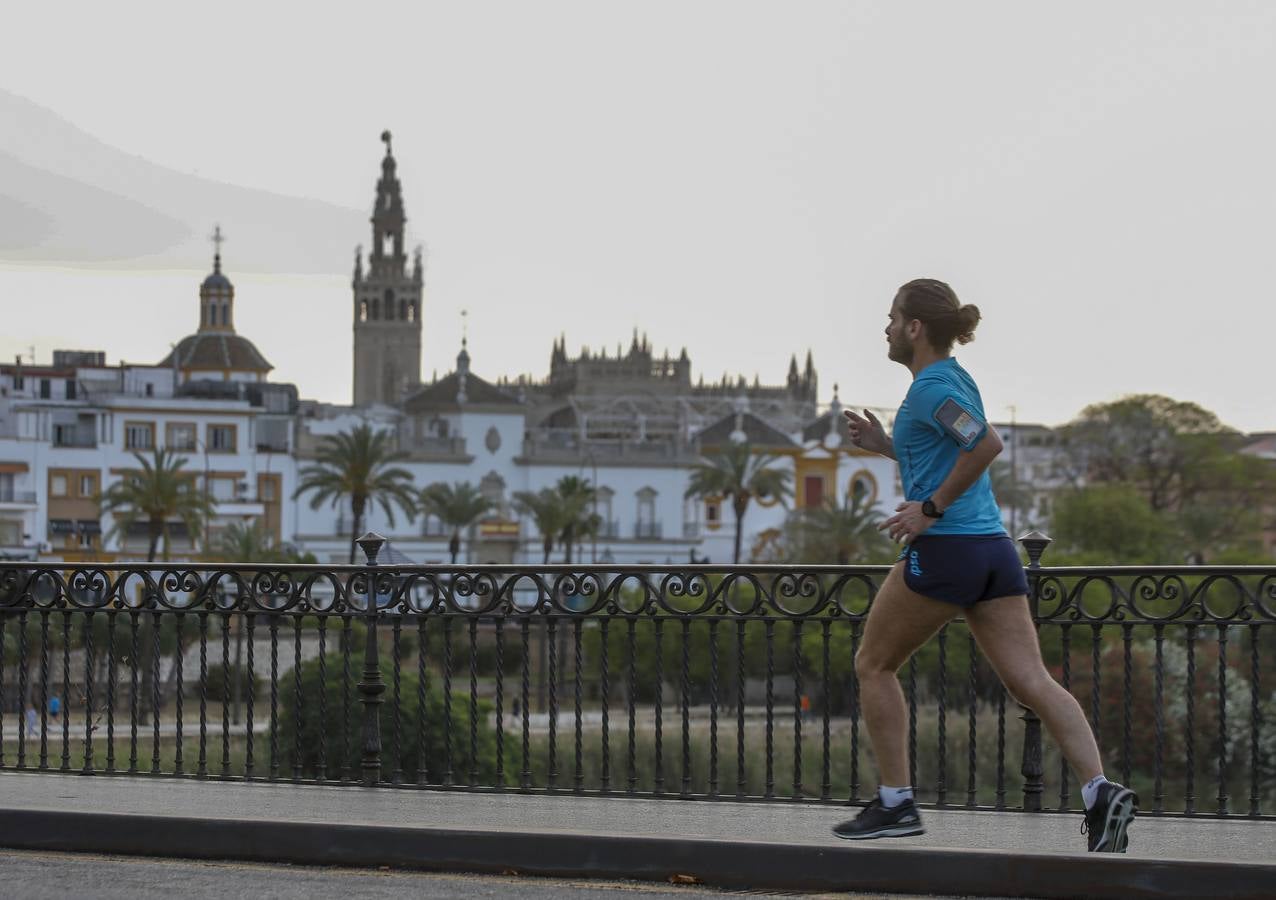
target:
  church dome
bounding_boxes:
[160,332,272,374]
[201,269,233,293]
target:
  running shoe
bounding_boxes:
[1082,781,1138,853]
[832,797,925,840]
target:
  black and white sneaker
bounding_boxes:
[832,798,925,840]
[1082,781,1138,853]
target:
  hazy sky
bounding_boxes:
[3,1,1273,431]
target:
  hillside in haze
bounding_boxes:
[0,89,366,274]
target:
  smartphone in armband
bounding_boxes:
[934,398,985,449]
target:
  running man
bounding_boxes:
[831,278,1137,852]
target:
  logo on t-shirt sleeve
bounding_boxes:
[933,397,986,449]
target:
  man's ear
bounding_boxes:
[906,318,923,340]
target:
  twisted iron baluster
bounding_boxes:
[680,618,691,799]
[61,611,71,772]
[1090,624,1102,753]
[173,613,185,776]
[244,614,256,780]
[293,616,304,782]
[995,687,1006,810]
[17,611,29,769]
[81,612,95,774]
[470,618,480,788]
[653,617,664,795]
[626,617,637,794]
[521,617,532,791]
[391,617,403,785]
[126,610,137,771]
[150,615,162,776]
[105,611,116,775]
[1059,624,1072,809]
[937,625,947,806]
[1217,624,1229,816]
[1250,624,1261,818]
[821,621,831,801]
[494,618,505,790]
[0,616,5,767]
[341,615,352,782]
[967,629,977,808]
[417,617,429,786]
[573,618,583,794]
[317,617,328,781]
[907,656,918,790]
[736,619,746,799]
[850,621,861,802]
[198,612,208,778]
[149,611,161,775]
[40,609,51,770]
[598,618,609,794]
[764,619,774,800]
[220,613,231,777]
[1185,624,1196,814]
[443,616,454,787]
[792,621,803,800]
[268,615,280,780]
[1153,623,1164,813]
[709,619,719,798]
[1122,624,1133,787]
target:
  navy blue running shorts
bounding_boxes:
[899,535,1029,608]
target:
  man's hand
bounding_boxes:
[878,501,937,545]
[843,408,891,456]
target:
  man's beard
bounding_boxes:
[887,336,913,365]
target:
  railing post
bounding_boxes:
[1018,530,1051,812]
[357,532,387,787]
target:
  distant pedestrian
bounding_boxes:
[25,705,37,741]
[799,694,812,723]
[48,695,61,721]
[833,279,1136,853]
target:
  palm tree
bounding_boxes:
[216,520,280,563]
[420,481,492,564]
[293,424,418,563]
[512,488,567,564]
[787,493,890,565]
[97,447,215,561]
[554,475,600,564]
[685,442,793,564]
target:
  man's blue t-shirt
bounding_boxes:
[892,357,1005,536]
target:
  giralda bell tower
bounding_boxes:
[352,130,424,408]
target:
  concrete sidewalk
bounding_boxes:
[0,772,1272,898]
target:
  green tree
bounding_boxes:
[216,519,280,563]
[685,442,793,563]
[419,481,493,564]
[97,448,215,561]
[293,424,418,563]
[781,493,891,565]
[554,475,600,565]
[513,488,567,564]
[1050,484,1178,564]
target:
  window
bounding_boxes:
[0,519,21,546]
[705,500,720,523]
[125,422,154,450]
[259,478,276,501]
[78,474,97,498]
[66,380,77,400]
[360,300,369,323]
[145,383,154,397]
[167,422,197,451]
[209,478,236,501]
[13,375,22,390]
[51,475,68,497]
[207,424,236,452]
[803,475,825,509]
[40,379,51,399]
[0,473,12,502]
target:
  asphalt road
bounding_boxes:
[0,850,995,900]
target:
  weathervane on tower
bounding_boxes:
[210,224,225,271]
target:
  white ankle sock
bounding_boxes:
[1081,774,1109,810]
[879,785,914,808]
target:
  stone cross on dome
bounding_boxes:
[210,224,225,272]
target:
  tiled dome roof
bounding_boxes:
[159,332,272,373]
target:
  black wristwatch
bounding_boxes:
[922,499,944,519]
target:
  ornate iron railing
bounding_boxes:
[0,534,1271,819]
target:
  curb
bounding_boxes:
[1,807,1273,900]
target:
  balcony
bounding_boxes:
[633,520,662,540]
[403,435,470,462]
[0,489,38,507]
[51,433,97,449]
[518,433,694,465]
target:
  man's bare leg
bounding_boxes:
[854,562,961,786]
[965,594,1102,781]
